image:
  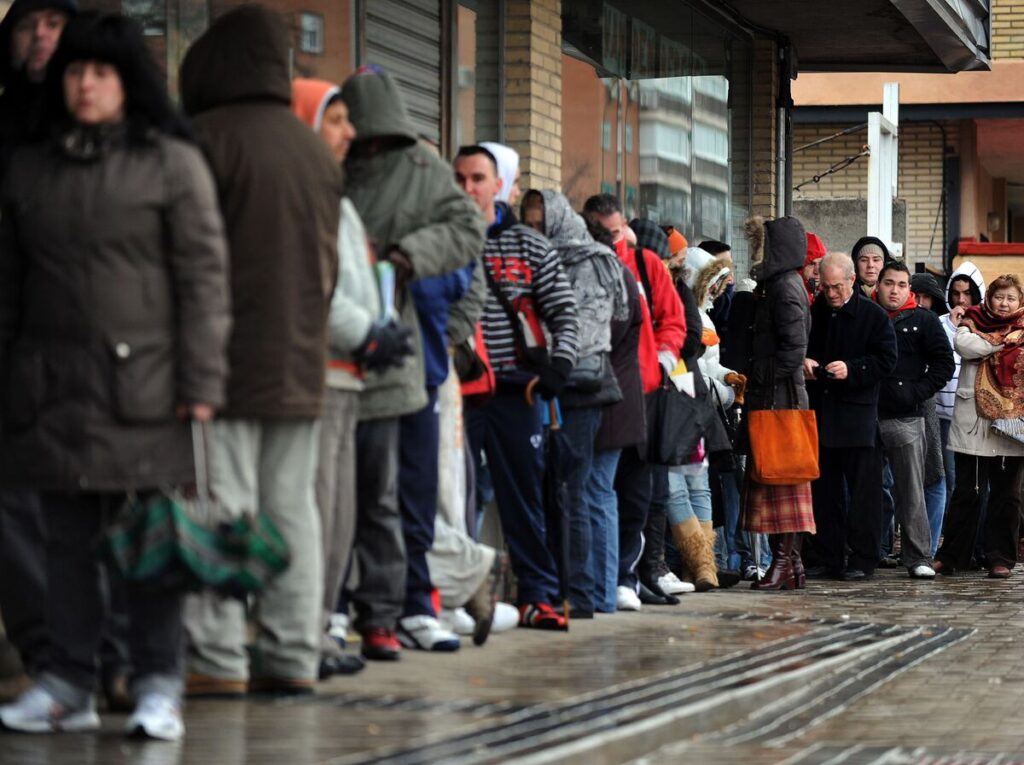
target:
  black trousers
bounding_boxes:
[615,445,653,589]
[40,493,181,696]
[812,445,884,575]
[639,465,669,584]
[0,491,50,674]
[937,454,1024,570]
[0,490,132,679]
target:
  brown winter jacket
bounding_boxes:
[0,128,231,491]
[180,5,341,419]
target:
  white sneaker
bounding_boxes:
[910,564,936,579]
[445,603,520,636]
[491,602,519,633]
[0,685,100,733]
[444,607,477,636]
[616,585,642,611]
[328,613,350,648]
[657,571,696,595]
[126,693,184,742]
[397,615,461,652]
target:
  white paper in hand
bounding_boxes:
[671,370,696,397]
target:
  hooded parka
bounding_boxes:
[341,70,485,420]
[936,261,986,420]
[0,126,231,491]
[180,5,341,420]
[745,216,811,412]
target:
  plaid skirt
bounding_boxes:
[743,477,816,535]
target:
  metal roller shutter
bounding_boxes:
[364,0,443,144]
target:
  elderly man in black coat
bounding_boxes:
[805,252,898,580]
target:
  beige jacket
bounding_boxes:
[949,326,1024,458]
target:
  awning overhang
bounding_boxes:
[720,0,990,73]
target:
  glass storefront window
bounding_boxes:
[562,0,753,270]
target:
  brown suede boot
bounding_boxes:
[697,521,721,591]
[671,517,718,592]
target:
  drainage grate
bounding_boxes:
[713,625,974,747]
[783,744,1024,765]
[325,621,953,765]
[275,692,525,719]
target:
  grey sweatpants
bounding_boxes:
[427,369,495,609]
[185,419,323,682]
[315,389,359,628]
[878,416,933,569]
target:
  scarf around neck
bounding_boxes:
[878,291,917,320]
[962,303,1024,420]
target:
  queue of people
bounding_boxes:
[1,0,1023,745]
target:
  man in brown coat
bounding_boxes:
[178,5,341,696]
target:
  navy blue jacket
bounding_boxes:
[411,263,475,388]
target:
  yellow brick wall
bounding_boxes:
[504,0,562,190]
[751,39,778,218]
[992,0,1024,59]
[793,122,959,270]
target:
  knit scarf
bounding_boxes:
[961,304,1024,420]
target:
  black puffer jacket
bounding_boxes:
[746,216,811,411]
[0,127,231,491]
[877,306,954,420]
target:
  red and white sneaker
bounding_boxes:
[360,628,401,661]
[518,602,567,631]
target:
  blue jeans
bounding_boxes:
[586,448,621,613]
[552,407,602,613]
[924,477,946,559]
[711,463,770,570]
[667,467,712,525]
[466,391,560,604]
[939,418,955,504]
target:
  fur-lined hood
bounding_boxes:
[682,247,732,310]
[746,215,806,283]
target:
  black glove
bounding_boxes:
[534,356,573,400]
[354,320,415,372]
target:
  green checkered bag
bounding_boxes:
[106,423,290,597]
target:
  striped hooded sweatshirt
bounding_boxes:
[480,204,580,380]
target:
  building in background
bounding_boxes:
[2,0,990,276]
[793,0,1022,278]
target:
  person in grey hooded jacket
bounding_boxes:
[521,189,626,617]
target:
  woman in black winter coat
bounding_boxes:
[0,15,230,740]
[742,217,816,591]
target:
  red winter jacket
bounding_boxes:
[614,240,687,393]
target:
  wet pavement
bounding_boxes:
[3,567,1024,764]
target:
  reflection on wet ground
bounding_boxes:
[5,569,1024,764]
